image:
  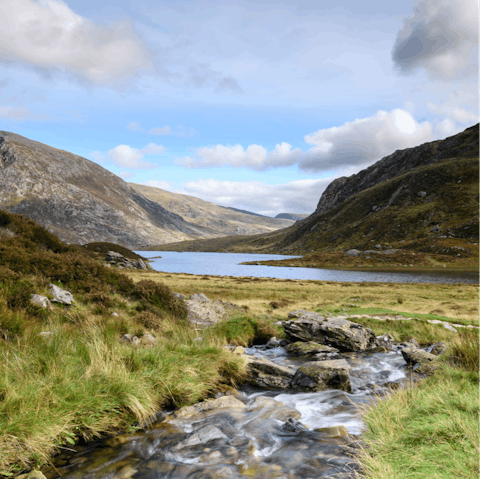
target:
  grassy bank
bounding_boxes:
[357,329,479,479]
[125,270,479,329]
[0,212,248,475]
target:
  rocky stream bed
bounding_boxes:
[36,307,447,479]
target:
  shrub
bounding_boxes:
[130,280,188,320]
[135,310,163,330]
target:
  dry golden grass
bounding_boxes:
[126,270,479,325]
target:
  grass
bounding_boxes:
[357,329,479,479]
[125,270,479,327]
[0,211,248,475]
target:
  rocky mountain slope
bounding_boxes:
[154,124,479,254]
[0,132,292,247]
[130,184,293,236]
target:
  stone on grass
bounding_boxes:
[345,249,362,257]
[30,294,51,310]
[428,341,447,356]
[49,284,75,305]
[401,347,438,373]
[291,359,352,393]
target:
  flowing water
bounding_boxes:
[137,251,478,284]
[43,346,409,479]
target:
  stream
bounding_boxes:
[43,345,409,479]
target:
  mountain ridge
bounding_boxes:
[0,131,293,247]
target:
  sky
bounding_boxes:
[0,0,478,217]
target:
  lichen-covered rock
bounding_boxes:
[30,294,51,309]
[245,356,295,389]
[291,359,352,392]
[314,425,349,437]
[172,425,228,450]
[286,341,340,360]
[401,347,438,373]
[375,333,394,350]
[283,312,376,352]
[49,284,74,305]
[186,294,245,328]
[428,341,447,356]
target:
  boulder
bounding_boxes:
[173,292,186,300]
[189,293,210,303]
[30,294,51,310]
[428,341,447,356]
[417,191,427,197]
[281,418,309,433]
[135,258,150,270]
[266,336,279,349]
[291,359,352,392]
[49,284,75,305]
[172,425,227,450]
[427,319,457,332]
[140,333,157,346]
[283,311,376,352]
[401,347,438,373]
[375,333,394,350]
[286,341,340,360]
[245,356,295,389]
[186,295,245,328]
[345,249,362,257]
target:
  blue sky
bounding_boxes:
[0,0,477,216]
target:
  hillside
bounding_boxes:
[275,213,309,221]
[129,184,294,236]
[152,124,479,260]
[0,131,292,248]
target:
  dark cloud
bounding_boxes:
[392,0,478,80]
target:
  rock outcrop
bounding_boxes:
[283,311,376,352]
[185,294,245,328]
[314,123,479,216]
[291,359,352,393]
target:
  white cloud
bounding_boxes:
[0,0,153,84]
[118,171,135,179]
[175,142,303,171]
[300,109,433,171]
[181,178,331,217]
[107,143,165,169]
[174,109,435,173]
[392,0,478,81]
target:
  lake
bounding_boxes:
[137,251,478,284]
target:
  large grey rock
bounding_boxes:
[186,295,245,328]
[30,294,51,309]
[345,249,362,257]
[401,347,438,373]
[245,356,295,389]
[286,341,340,360]
[291,359,352,393]
[283,311,376,352]
[375,333,394,350]
[49,284,74,305]
[172,425,227,450]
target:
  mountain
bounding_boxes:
[0,131,293,247]
[153,124,479,253]
[275,213,309,221]
[129,184,294,235]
